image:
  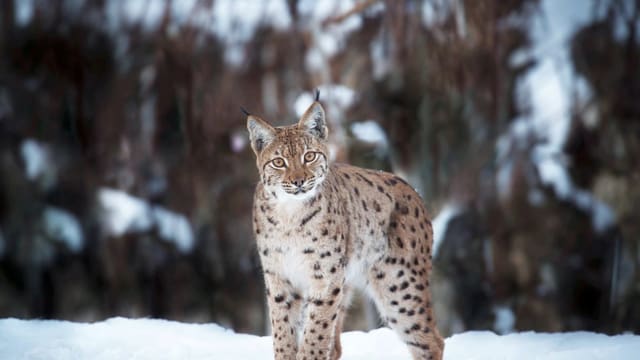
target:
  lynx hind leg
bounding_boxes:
[368,261,443,360]
[368,220,444,359]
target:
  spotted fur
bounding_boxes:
[248,101,444,360]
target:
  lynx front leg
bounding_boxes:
[330,302,347,360]
[264,273,303,360]
[297,285,345,360]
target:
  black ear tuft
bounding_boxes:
[240,106,251,116]
[314,89,320,102]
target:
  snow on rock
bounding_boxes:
[98,188,194,253]
[432,203,463,256]
[0,318,639,360]
[42,207,83,253]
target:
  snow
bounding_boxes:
[0,318,639,360]
[350,120,388,148]
[571,189,616,233]
[432,203,463,256]
[421,0,450,28]
[537,263,558,297]
[369,28,392,79]
[98,188,195,253]
[518,58,572,151]
[122,0,165,30]
[43,206,84,253]
[98,187,152,236]
[492,0,617,233]
[14,0,35,26]
[150,207,194,254]
[535,155,571,199]
[496,159,514,201]
[492,305,515,335]
[518,0,604,153]
[294,85,356,117]
[445,330,640,360]
[298,0,366,72]
[294,92,316,117]
[534,152,615,233]
[106,0,292,66]
[20,138,58,190]
[20,139,48,181]
[208,0,292,66]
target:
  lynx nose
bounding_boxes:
[291,178,305,188]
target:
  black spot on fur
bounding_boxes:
[301,207,322,226]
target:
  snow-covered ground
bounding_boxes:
[0,318,638,360]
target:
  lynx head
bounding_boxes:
[246,101,329,201]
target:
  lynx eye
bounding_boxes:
[303,152,317,163]
[271,158,286,168]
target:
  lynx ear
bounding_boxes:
[247,115,276,154]
[298,101,328,140]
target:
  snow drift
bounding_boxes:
[0,318,638,360]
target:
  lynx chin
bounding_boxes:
[246,98,444,360]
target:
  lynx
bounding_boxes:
[246,97,444,360]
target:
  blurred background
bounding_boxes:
[0,0,638,337]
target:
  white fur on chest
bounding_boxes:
[279,247,312,291]
[261,199,314,292]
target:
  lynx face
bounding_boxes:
[247,102,329,201]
